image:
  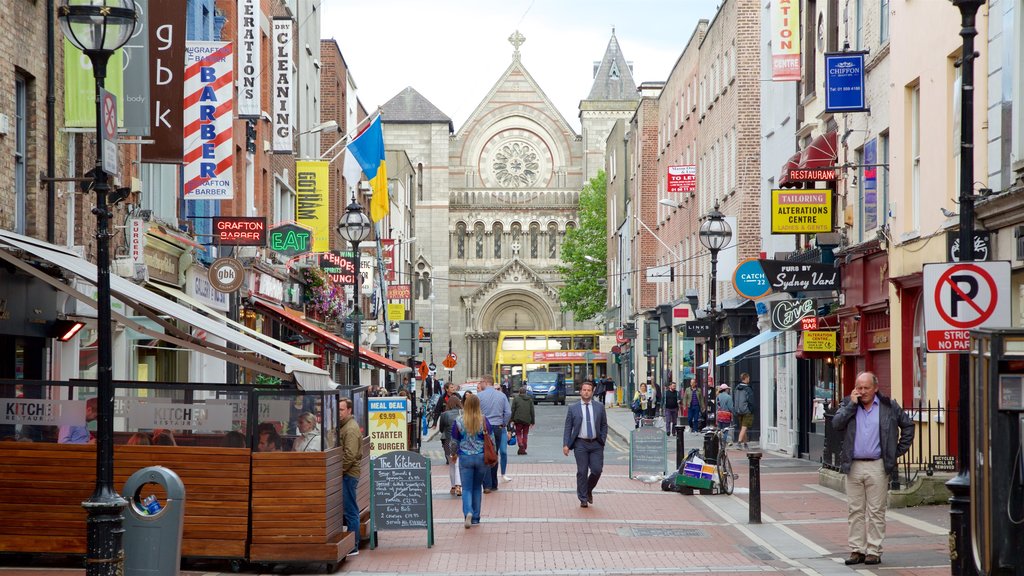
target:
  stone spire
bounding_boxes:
[586,28,637,101]
[508,30,525,61]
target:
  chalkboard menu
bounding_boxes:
[630,426,667,478]
[370,451,433,543]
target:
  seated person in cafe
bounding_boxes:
[58,397,98,444]
[293,412,321,452]
[222,430,247,448]
[126,432,151,445]
[256,422,283,452]
[152,429,177,446]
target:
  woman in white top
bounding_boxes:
[293,412,321,452]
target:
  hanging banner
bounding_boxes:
[142,0,186,163]
[236,0,261,118]
[771,0,800,81]
[381,239,396,281]
[121,0,151,136]
[863,138,878,230]
[825,52,867,113]
[360,250,375,296]
[295,161,330,253]
[64,41,124,128]
[272,18,293,153]
[770,190,832,234]
[183,42,234,200]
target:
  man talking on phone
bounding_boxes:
[831,371,914,566]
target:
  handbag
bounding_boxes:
[630,399,641,413]
[507,431,517,446]
[717,409,733,422]
[483,429,499,467]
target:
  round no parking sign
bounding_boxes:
[923,261,1010,352]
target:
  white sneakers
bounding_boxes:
[465,513,472,529]
[503,475,513,482]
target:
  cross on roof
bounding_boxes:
[508,30,526,59]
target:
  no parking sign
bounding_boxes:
[923,261,1011,352]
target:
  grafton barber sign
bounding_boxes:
[771,299,816,331]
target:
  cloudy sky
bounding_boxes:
[322,0,722,132]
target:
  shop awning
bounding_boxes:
[147,283,318,360]
[0,230,333,390]
[253,300,409,373]
[777,152,803,188]
[799,130,838,169]
[699,330,782,368]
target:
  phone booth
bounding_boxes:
[969,329,1024,575]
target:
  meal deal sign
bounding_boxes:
[368,397,408,458]
[771,190,832,233]
[923,262,1010,352]
[667,165,696,193]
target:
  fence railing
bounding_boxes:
[822,400,955,488]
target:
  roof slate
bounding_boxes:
[381,86,453,128]
[586,32,639,101]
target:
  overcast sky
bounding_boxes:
[321,0,722,132]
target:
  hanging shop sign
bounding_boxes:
[684,321,711,339]
[121,0,150,136]
[946,231,992,262]
[319,251,356,284]
[388,303,406,322]
[803,330,837,352]
[732,258,771,300]
[208,258,245,293]
[770,0,801,81]
[388,284,412,300]
[252,271,285,303]
[295,161,330,253]
[268,222,313,258]
[788,167,836,181]
[272,18,293,153]
[770,190,832,234]
[863,138,878,230]
[771,298,816,331]
[824,52,867,113]
[142,0,186,162]
[381,239,396,281]
[213,216,266,246]
[801,316,819,331]
[667,165,696,193]
[236,0,260,118]
[183,41,233,200]
[758,260,840,293]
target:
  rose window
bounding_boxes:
[491,142,539,188]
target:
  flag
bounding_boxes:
[346,114,389,222]
[342,146,362,195]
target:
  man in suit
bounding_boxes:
[562,381,607,508]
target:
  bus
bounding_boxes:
[493,330,608,395]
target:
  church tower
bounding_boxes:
[579,29,640,181]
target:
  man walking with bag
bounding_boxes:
[477,376,512,491]
[733,373,755,449]
[562,381,607,508]
[510,386,535,455]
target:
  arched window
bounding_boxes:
[547,222,558,258]
[474,222,485,258]
[529,223,540,258]
[493,222,503,259]
[456,222,466,259]
[511,222,522,256]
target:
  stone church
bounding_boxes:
[381,30,638,383]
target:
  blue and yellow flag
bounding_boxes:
[347,114,389,222]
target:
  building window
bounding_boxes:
[14,75,27,234]
[880,0,890,43]
[547,222,558,259]
[275,177,295,223]
[456,222,466,259]
[474,222,484,258]
[493,222,503,258]
[854,0,864,50]
[911,84,921,233]
[804,0,817,97]
[416,163,424,201]
[529,223,539,259]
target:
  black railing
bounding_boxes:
[821,400,954,489]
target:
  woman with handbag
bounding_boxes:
[451,393,493,528]
[631,383,651,429]
[439,395,464,497]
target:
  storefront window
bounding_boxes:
[913,295,927,405]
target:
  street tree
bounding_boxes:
[558,170,607,321]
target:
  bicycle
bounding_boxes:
[700,425,736,495]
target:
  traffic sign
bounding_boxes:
[923,261,1010,352]
[100,88,118,175]
[442,352,457,370]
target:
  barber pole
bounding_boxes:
[183,42,234,199]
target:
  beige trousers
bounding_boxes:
[847,459,889,556]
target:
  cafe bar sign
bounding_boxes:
[771,298,816,331]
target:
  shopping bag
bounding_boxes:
[508,431,517,446]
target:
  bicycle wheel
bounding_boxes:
[718,447,735,495]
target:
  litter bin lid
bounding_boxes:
[123,466,185,500]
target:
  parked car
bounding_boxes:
[526,371,566,405]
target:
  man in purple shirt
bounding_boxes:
[831,371,914,566]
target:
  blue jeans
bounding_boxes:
[458,453,487,523]
[485,425,507,489]
[688,404,702,432]
[342,475,359,552]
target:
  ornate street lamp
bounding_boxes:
[698,202,732,432]
[336,199,372,388]
[57,2,136,575]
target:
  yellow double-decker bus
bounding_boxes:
[493,330,607,395]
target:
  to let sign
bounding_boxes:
[213,216,266,246]
[667,165,696,193]
[923,261,1010,352]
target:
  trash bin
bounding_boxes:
[122,466,185,576]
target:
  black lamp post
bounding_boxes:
[948,2,984,574]
[57,2,136,575]
[336,199,372,388]
[698,202,732,430]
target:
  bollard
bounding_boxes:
[747,451,762,524]
[675,423,686,469]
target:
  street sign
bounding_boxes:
[645,265,673,284]
[442,352,457,370]
[100,88,118,175]
[923,261,1011,352]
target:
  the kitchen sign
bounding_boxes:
[771,298,816,331]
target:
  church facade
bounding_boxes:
[382,31,638,383]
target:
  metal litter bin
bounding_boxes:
[122,466,185,576]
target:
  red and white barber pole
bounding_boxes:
[183,42,234,199]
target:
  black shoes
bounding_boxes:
[587,491,593,504]
[580,501,588,508]
[844,553,865,565]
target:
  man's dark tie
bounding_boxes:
[584,403,593,438]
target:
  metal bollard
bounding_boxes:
[675,423,686,468]
[747,451,762,524]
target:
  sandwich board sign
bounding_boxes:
[923,261,1010,352]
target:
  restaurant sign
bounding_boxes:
[389,284,412,300]
[770,190,832,234]
[788,168,836,181]
[129,403,233,432]
[0,399,85,426]
[759,260,840,293]
[319,251,356,284]
[268,222,313,258]
[771,298,816,331]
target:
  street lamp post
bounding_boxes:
[57,2,136,575]
[948,1,984,574]
[698,202,733,432]
[337,199,372,388]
